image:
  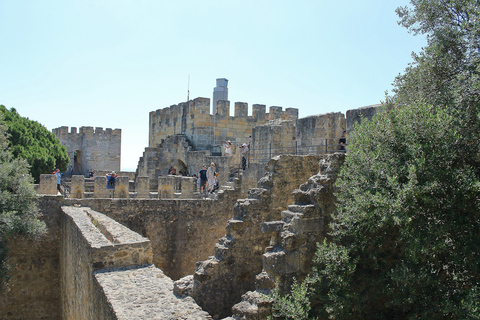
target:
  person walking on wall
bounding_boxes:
[199,165,207,195]
[106,171,117,199]
[207,162,216,194]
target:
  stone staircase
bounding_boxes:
[231,153,345,319]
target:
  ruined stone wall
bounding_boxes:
[346,104,383,133]
[149,97,298,150]
[53,126,121,176]
[0,196,63,320]
[296,112,345,152]
[184,155,322,318]
[64,184,241,281]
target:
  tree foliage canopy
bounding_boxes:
[0,114,45,290]
[272,0,480,319]
[0,105,69,182]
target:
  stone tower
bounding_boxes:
[212,78,228,114]
[53,126,121,176]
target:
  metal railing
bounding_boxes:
[248,140,345,164]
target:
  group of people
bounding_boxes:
[198,162,218,195]
[223,135,251,170]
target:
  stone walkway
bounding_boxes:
[95,264,212,320]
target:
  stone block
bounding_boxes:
[115,176,130,199]
[136,176,150,198]
[38,174,58,195]
[94,176,109,198]
[70,175,85,198]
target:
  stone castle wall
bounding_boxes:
[53,126,121,176]
[149,97,298,150]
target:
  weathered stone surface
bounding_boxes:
[95,265,211,320]
[38,173,57,195]
[189,155,322,318]
[231,153,345,319]
[346,104,382,133]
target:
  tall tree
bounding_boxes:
[272,1,480,319]
[0,114,45,290]
[0,106,69,182]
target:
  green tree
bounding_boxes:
[0,106,69,182]
[272,1,480,319]
[0,114,46,290]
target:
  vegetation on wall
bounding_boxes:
[272,0,480,318]
[0,114,46,291]
[0,105,69,182]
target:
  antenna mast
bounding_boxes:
[187,75,190,102]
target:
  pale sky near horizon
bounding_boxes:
[1,0,426,171]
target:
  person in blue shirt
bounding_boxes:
[106,171,117,199]
[53,168,62,195]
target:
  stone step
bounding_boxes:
[226,219,245,238]
[255,271,275,292]
[231,290,273,320]
[286,204,316,215]
[280,210,302,223]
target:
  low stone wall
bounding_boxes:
[60,206,153,319]
[64,184,241,281]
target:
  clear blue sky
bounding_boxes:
[1,0,425,171]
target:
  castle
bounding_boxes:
[1,80,382,319]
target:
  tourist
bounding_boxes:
[224,141,232,156]
[206,162,216,194]
[199,165,207,194]
[241,143,249,170]
[106,171,117,199]
[53,168,61,195]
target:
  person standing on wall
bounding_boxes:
[199,165,208,195]
[106,171,117,199]
[54,168,62,195]
[241,143,249,170]
[206,162,216,194]
[224,141,232,156]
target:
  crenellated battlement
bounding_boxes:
[149,97,298,149]
[52,126,121,137]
